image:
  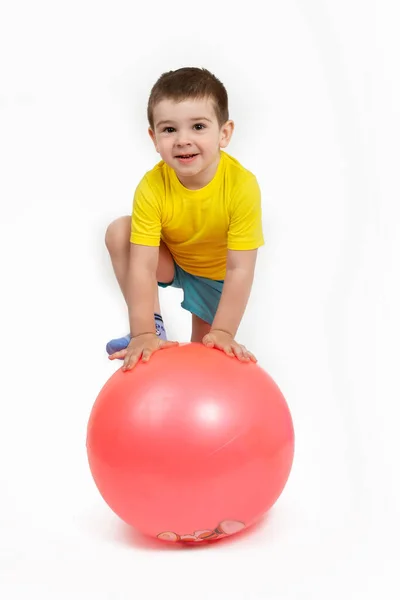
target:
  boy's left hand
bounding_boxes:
[202,329,257,363]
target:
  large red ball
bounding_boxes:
[86,343,294,543]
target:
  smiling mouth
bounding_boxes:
[175,153,199,158]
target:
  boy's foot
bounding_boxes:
[106,314,167,356]
[106,334,131,356]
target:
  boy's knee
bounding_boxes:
[105,216,131,252]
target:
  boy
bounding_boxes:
[105,67,264,371]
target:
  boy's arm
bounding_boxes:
[204,174,263,361]
[211,248,258,337]
[114,241,178,371]
[127,177,162,337]
[126,242,159,337]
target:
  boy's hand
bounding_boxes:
[202,329,257,363]
[109,333,178,371]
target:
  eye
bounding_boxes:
[194,123,206,130]
[162,127,175,133]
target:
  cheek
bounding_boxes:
[204,133,221,148]
[157,138,173,154]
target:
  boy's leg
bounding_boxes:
[177,270,222,343]
[191,314,211,343]
[104,216,174,352]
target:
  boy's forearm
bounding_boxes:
[211,267,254,337]
[126,263,157,337]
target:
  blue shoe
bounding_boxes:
[106,334,131,356]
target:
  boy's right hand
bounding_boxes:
[108,333,178,371]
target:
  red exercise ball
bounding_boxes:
[86,343,294,543]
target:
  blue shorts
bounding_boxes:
[158,263,224,325]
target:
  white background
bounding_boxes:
[1,0,399,598]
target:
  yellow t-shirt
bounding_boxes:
[130,151,264,280]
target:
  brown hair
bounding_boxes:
[147,67,229,130]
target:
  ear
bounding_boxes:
[219,120,234,149]
[148,128,159,153]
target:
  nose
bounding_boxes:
[175,130,192,147]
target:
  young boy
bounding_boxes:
[105,67,264,371]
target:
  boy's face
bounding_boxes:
[149,96,234,189]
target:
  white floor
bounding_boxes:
[1,1,399,598]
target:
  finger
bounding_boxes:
[122,352,141,371]
[240,345,252,361]
[160,340,180,349]
[108,349,128,361]
[239,346,257,362]
[223,345,235,357]
[141,347,154,363]
[233,344,249,361]
[203,335,215,348]
[122,359,138,371]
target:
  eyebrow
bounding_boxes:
[155,117,213,128]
